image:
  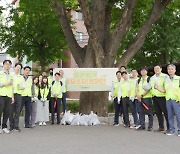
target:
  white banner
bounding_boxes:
[54,68,118,91]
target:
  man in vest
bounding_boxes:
[150,65,169,132]
[111,71,123,126]
[59,70,67,114]
[121,71,131,127]
[0,60,14,134]
[20,66,32,128]
[9,63,24,132]
[136,67,153,131]
[50,72,63,125]
[48,68,54,113]
[156,64,180,136]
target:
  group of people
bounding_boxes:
[111,64,180,136]
[0,60,67,134]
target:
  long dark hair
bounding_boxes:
[33,76,39,87]
[40,76,49,89]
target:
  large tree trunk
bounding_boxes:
[80,91,109,116]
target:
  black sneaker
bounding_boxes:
[124,125,130,128]
[24,125,32,128]
[147,127,153,131]
[137,126,145,130]
[14,128,21,132]
[9,127,14,131]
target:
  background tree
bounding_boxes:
[126,1,180,68]
[0,0,67,71]
[51,0,173,116]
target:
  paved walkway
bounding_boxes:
[0,117,179,154]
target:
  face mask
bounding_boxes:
[50,72,53,76]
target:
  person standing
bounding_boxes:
[30,76,39,127]
[9,63,23,132]
[150,65,169,132]
[59,70,67,114]
[156,64,180,136]
[111,71,122,126]
[0,60,14,134]
[36,76,50,126]
[136,67,153,131]
[21,66,32,128]
[129,69,139,128]
[50,73,63,125]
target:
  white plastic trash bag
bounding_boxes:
[79,114,89,126]
[88,111,100,126]
[71,113,81,126]
[61,110,74,125]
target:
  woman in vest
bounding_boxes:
[36,76,50,126]
[30,76,39,127]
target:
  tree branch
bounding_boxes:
[51,1,84,67]
[116,0,172,67]
[106,0,136,66]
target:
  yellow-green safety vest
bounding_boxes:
[60,77,66,93]
[165,75,180,102]
[121,80,130,98]
[151,73,167,97]
[13,73,24,95]
[130,78,138,97]
[21,77,32,97]
[40,86,49,99]
[0,71,13,97]
[51,81,63,98]
[113,79,121,98]
[138,76,152,98]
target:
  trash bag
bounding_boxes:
[61,110,74,125]
[71,113,81,126]
[79,114,89,126]
[88,111,100,126]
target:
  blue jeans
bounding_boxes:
[129,99,139,125]
[166,100,180,133]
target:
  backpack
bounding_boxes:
[137,76,151,84]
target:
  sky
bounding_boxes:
[0,0,13,17]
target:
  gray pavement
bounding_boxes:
[0,117,180,154]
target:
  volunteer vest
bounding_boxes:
[113,79,121,97]
[151,73,167,97]
[121,80,130,98]
[40,86,49,99]
[21,77,32,97]
[34,85,39,97]
[60,77,66,93]
[138,76,152,98]
[48,76,54,85]
[130,78,138,97]
[165,75,180,101]
[51,81,63,98]
[13,73,24,95]
[0,71,13,97]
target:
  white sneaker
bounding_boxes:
[42,122,46,126]
[135,125,141,130]
[0,129,3,134]
[2,128,10,134]
[130,125,136,129]
[39,122,43,126]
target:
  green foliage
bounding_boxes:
[0,0,67,70]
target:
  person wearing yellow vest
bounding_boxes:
[129,69,139,128]
[59,70,67,114]
[121,71,131,127]
[36,76,50,126]
[30,76,39,127]
[20,66,32,128]
[150,65,169,132]
[0,60,14,134]
[9,63,24,132]
[155,64,180,136]
[50,72,63,125]
[111,71,123,126]
[136,67,153,131]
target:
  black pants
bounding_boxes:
[9,94,22,129]
[21,96,31,126]
[0,96,11,129]
[114,97,125,124]
[153,96,169,130]
[122,97,130,126]
[62,93,67,113]
[139,98,153,128]
[50,98,61,124]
